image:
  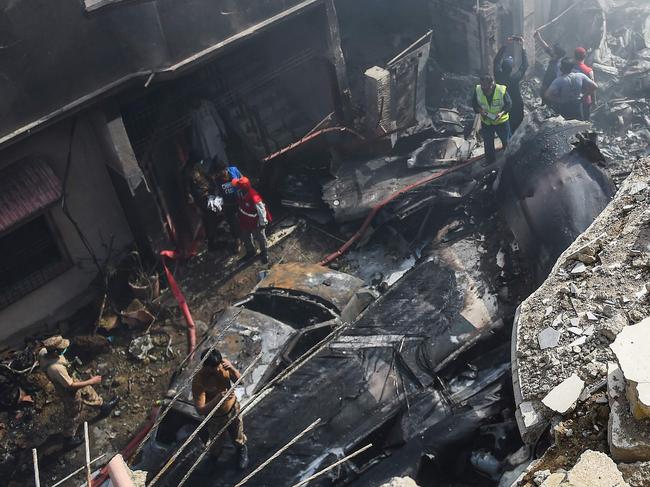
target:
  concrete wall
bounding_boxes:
[0,113,133,343]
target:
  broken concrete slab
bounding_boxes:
[566,450,630,487]
[518,400,544,430]
[541,471,567,487]
[610,317,650,420]
[608,362,650,462]
[542,374,585,414]
[539,327,562,350]
[565,234,605,265]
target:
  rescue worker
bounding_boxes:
[38,336,118,447]
[232,177,271,265]
[535,30,566,104]
[471,74,512,166]
[494,36,528,132]
[192,349,249,469]
[573,47,596,120]
[186,155,220,251]
[545,58,598,121]
[210,159,244,254]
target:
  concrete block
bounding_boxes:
[541,471,567,487]
[566,450,629,487]
[608,362,650,462]
[542,374,585,414]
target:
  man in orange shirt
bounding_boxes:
[192,349,248,469]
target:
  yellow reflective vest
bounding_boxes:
[476,84,510,125]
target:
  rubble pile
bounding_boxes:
[513,156,650,483]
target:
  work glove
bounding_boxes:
[207,195,224,213]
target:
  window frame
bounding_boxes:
[0,210,72,310]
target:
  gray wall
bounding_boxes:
[0,114,133,343]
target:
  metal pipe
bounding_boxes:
[107,454,135,487]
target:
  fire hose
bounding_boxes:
[319,152,490,266]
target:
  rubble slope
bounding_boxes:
[512,155,650,446]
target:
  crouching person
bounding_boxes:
[232,177,271,264]
[38,335,119,447]
[192,349,249,469]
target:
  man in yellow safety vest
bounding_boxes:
[471,74,512,165]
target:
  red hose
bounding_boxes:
[319,154,488,266]
[160,250,197,354]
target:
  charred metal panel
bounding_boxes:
[0,0,321,146]
[255,263,365,314]
[498,113,616,286]
[196,259,494,487]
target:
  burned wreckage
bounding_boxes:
[133,105,619,486]
[141,259,516,487]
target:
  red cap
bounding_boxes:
[575,47,587,59]
[232,176,251,189]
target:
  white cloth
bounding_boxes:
[255,202,268,226]
[207,195,224,213]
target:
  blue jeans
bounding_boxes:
[481,121,511,164]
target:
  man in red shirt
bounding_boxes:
[573,47,595,121]
[232,177,271,264]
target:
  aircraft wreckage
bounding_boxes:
[131,114,616,487]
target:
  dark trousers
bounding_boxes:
[223,205,240,241]
[558,101,583,121]
[581,102,592,121]
[481,121,511,164]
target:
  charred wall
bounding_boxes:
[0,0,320,147]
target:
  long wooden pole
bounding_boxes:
[50,455,106,487]
[32,448,40,487]
[234,418,322,487]
[84,422,92,487]
[290,444,373,487]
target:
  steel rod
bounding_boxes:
[234,418,322,487]
[290,443,373,487]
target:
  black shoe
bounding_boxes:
[261,254,269,265]
[237,444,249,470]
[65,434,84,448]
[98,396,120,418]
